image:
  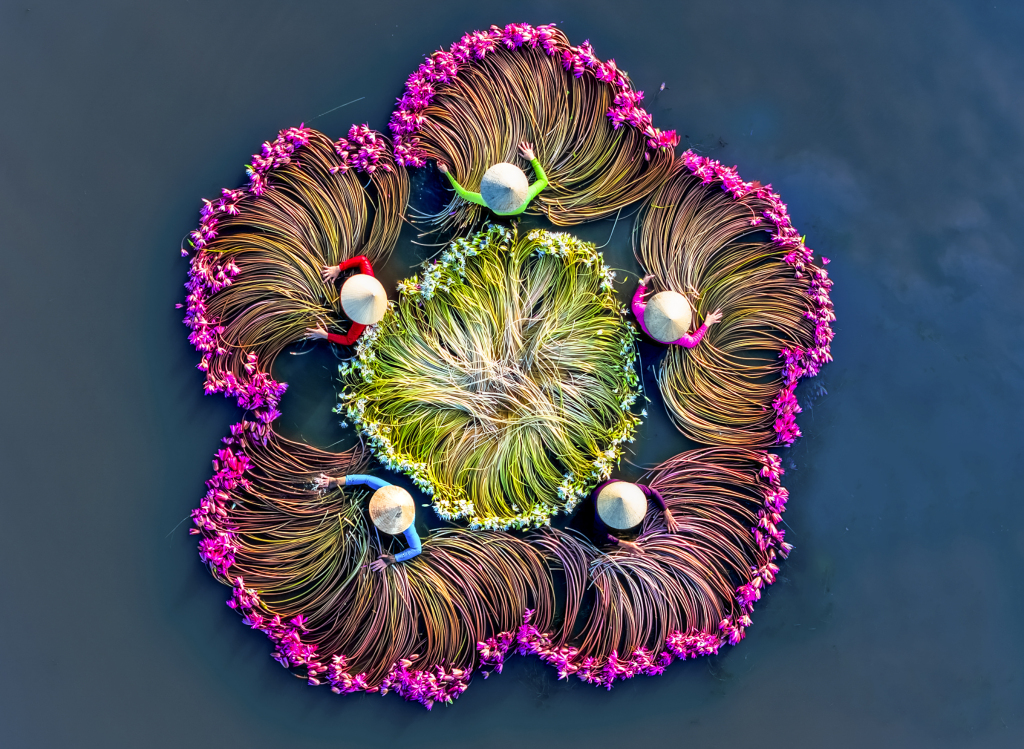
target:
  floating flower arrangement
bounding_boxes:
[338,224,641,530]
[179,22,834,709]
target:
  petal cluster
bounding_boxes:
[390,23,677,167]
[681,151,835,445]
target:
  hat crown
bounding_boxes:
[596,481,648,530]
[479,162,530,213]
[368,484,415,534]
[644,290,693,343]
[340,273,388,325]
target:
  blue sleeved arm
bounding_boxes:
[394,525,423,563]
[345,474,389,491]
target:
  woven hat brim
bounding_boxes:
[369,485,415,534]
[341,274,388,325]
[596,481,648,530]
[645,291,693,343]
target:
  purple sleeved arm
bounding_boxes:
[631,284,651,338]
[667,323,708,348]
[638,484,667,512]
[590,480,621,546]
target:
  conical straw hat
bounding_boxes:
[644,290,693,343]
[479,162,530,213]
[369,484,415,535]
[340,273,388,325]
[596,481,648,530]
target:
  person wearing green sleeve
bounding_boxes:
[437,141,547,216]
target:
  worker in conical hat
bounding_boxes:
[317,473,421,571]
[632,274,722,347]
[437,141,548,216]
[306,255,388,346]
[590,478,680,554]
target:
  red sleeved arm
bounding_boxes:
[327,323,366,346]
[338,255,374,276]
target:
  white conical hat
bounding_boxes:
[368,484,415,534]
[340,273,388,325]
[479,162,530,213]
[644,291,693,343]
[596,481,648,530]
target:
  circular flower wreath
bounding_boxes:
[180,22,833,710]
[338,224,641,531]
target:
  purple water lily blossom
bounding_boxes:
[192,424,795,706]
[389,23,678,167]
[679,152,834,446]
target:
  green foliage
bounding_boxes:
[339,224,642,530]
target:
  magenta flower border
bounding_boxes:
[389,22,679,168]
[475,452,791,689]
[179,124,395,439]
[179,30,834,709]
[192,422,791,707]
[680,151,836,446]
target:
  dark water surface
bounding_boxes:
[2,1,1023,747]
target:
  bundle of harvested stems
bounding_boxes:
[495,447,790,688]
[193,421,555,708]
[634,153,834,446]
[182,125,407,433]
[339,224,641,530]
[194,425,790,700]
[391,23,677,231]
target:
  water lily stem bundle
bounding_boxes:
[341,225,641,529]
[397,25,675,231]
[198,423,554,690]
[184,127,407,429]
[526,447,786,669]
[634,157,831,446]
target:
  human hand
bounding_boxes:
[663,509,681,534]
[437,161,448,174]
[315,473,345,490]
[518,141,535,161]
[641,274,654,286]
[306,327,328,340]
[618,539,643,555]
[322,265,341,283]
[705,309,723,326]
[369,555,392,572]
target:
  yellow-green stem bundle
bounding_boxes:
[340,225,641,530]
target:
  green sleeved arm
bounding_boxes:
[525,158,548,203]
[444,171,487,207]
[494,159,549,216]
